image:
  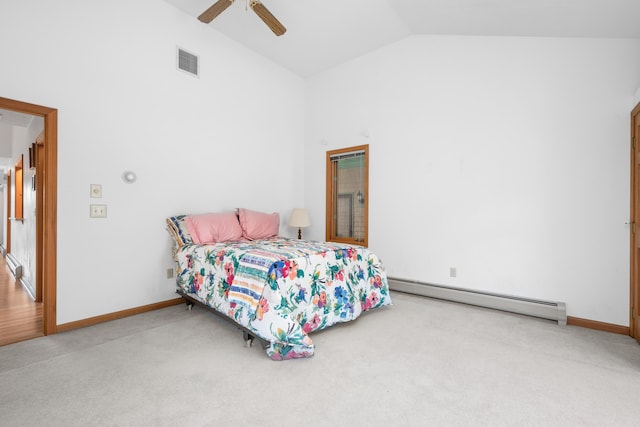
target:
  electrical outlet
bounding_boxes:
[450,267,457,278]
[166,268,174,279]
[90,204,107,218]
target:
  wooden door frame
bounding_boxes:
[630,101,640,340]
[35,132,45,303]
[0,96,57,335]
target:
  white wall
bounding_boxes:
[0,0,305,324]
[7,119,43,296]
[305,35,640,326]
[0,132,13,243]
[2,2,639,328]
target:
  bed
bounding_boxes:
[167,209,392,360]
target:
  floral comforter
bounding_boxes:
[175,237,391,360]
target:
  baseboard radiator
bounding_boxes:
[388,277,567,325]
[19,277,35,300]
[6,253,23,279]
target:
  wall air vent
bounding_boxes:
[177,47,199,77]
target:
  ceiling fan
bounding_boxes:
[198,0,286,36]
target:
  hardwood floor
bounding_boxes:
[0,255,43,346]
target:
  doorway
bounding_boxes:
[0,96,57,337]
[630,101,640,344]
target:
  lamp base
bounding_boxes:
[297,228,302,240]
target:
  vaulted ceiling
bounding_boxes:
[164,0,640,77]
[3,0,640,131]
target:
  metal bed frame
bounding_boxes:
[176,289,270,350]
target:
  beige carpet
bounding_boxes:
[1,291,640,426]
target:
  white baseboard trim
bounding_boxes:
[6,253,22,279]
[19,276,36,300]
[388,277,567,325]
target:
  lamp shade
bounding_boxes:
[288,208,311,228]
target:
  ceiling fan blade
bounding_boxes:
[250,0,286,36]
[198,0,235,24]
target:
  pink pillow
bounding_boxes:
[237,208,279,240]
[184,212,243,244]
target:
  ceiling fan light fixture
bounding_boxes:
[250,0,287,36]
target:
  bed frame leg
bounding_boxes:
[178,291,263,348]
[243,330,254,347]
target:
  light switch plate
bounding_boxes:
[90,184,102,198]
[90,204,107,218]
